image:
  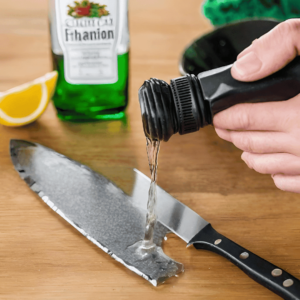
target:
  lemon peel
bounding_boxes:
[0,71,58,126]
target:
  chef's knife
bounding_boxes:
[10,139,300,299]
[132,170,300,300]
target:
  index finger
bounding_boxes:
[213,98,294,131]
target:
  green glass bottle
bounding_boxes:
[49,0,129,121]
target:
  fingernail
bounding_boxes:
[241,152,251,168]
[237,45,252,60]
[241,153,246,162]
[233,52,262,77]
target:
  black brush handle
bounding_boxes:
[198,56,300,117]
[189,224,300,300]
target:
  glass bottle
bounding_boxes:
[49,0,129,121]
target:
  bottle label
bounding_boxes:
[55,0,120,84]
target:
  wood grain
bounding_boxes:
[0,1,299,299]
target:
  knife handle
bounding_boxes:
[189,224,300,300]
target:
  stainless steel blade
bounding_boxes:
[132,170,209,243]
[10,139,183,286]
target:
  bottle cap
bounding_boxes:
[138,75,204,141]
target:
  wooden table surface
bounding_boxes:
[1,1,300,299]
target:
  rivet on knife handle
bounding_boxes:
[189,224,300,300]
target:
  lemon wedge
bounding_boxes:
[0,71,58,127]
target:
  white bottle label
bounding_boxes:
[55,0,120,84]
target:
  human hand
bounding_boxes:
[213,19,300,193]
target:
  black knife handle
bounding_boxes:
[189,224,300,300]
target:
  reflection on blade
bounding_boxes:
[132,170,209,243]
[10,140,183,286]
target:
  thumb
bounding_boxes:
[231,19,300,82]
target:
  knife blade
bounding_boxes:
[10,139,183,286]
[131,170,300,300]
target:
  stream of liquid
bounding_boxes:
[142,137,160,249]
[128,137,161,256]
[126,137,183,280]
